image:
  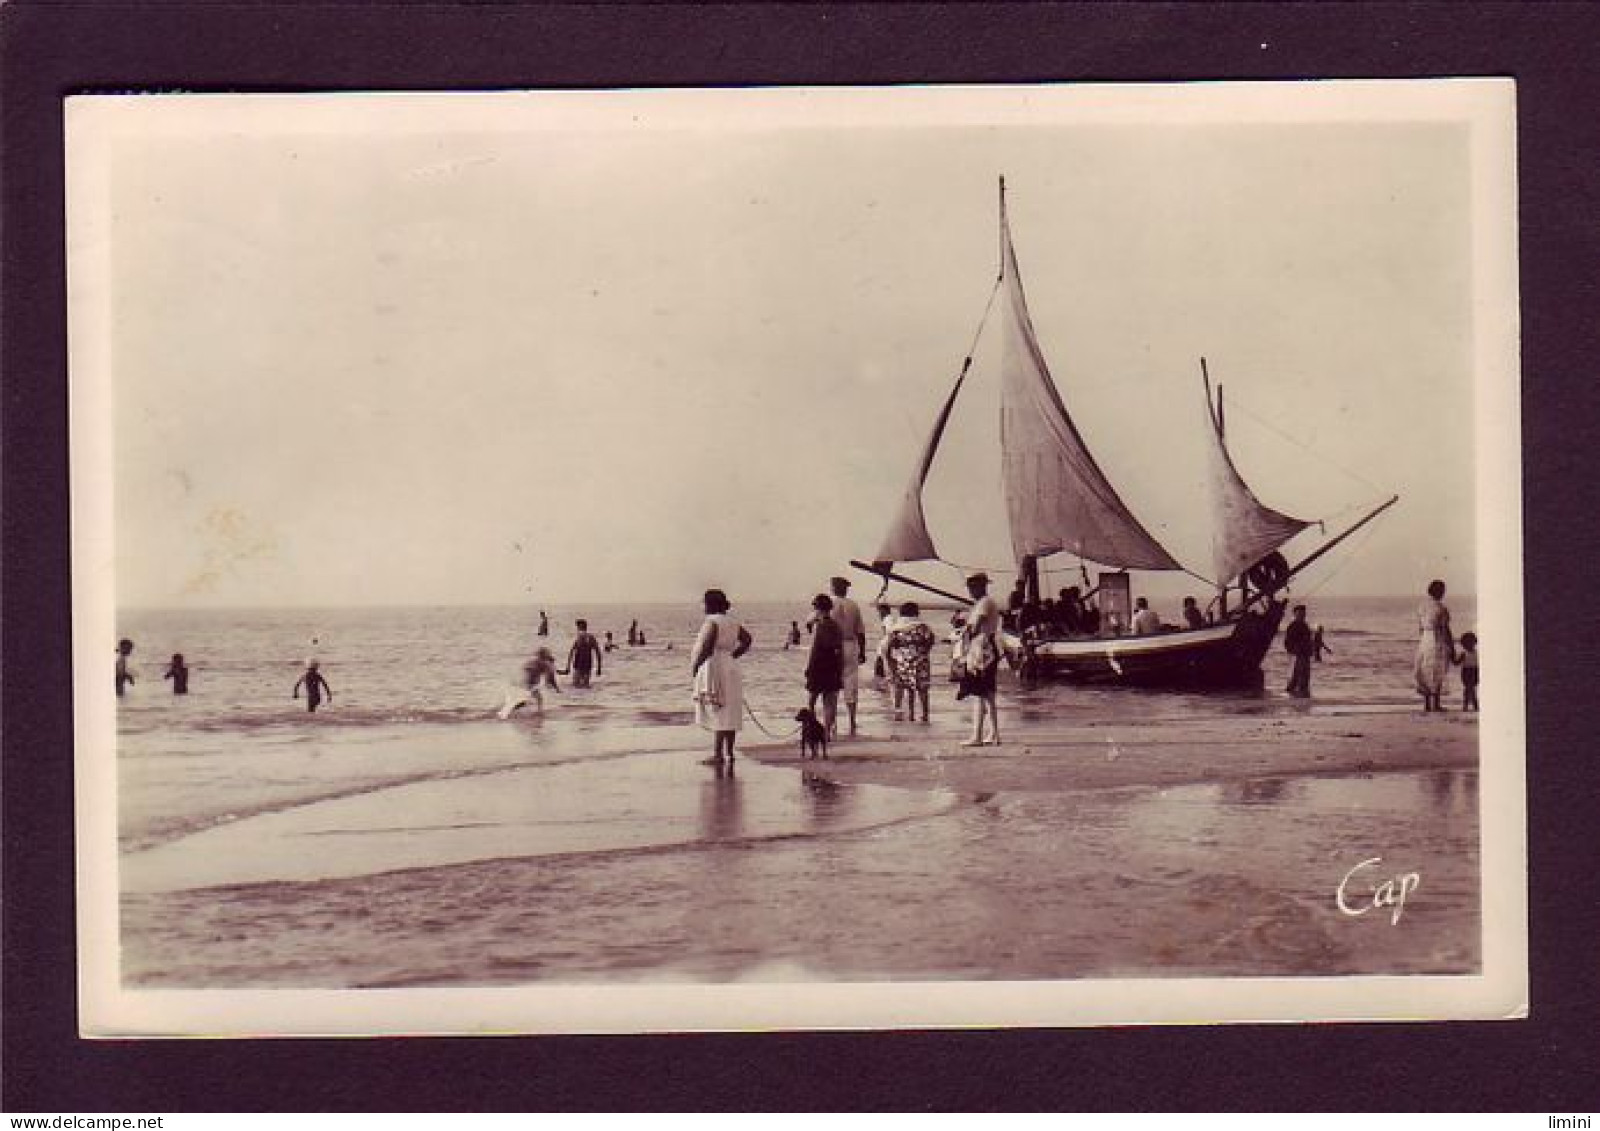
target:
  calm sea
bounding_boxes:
[112,595,1480,987]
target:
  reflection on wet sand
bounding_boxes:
[698,768,744,842]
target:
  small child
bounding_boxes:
[115,638,135,697]
[163,653,190,695]
[292,660,333,713]
[501,647,561,718]
[1457,632,1479,711]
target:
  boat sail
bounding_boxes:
[855,177,1396,688]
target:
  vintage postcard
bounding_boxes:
[69,81,1525,1036]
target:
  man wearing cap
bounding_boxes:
[829,575,867,737]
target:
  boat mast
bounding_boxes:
[1000,175,1045,606]
[1200,357,1231,616]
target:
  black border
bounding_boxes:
[6,1,1599,1112]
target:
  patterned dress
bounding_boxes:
[887,618,937,692]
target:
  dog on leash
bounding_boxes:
[795,708,829,760]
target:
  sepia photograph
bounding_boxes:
[68,80,1525,1036]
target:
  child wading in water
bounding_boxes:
[1457,632,1480,712]
[163,653,190,695]
[293,660,333,713]
[501,647,561,718]
[115,638,136,697]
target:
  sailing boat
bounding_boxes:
[851,177,1397,689]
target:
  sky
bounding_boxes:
[76,85,1514,608]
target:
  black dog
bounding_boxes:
[795,708,829,760]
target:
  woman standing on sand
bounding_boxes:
[957,572,1003,746]
[1414,579,1455,713]
[691,588,752,768]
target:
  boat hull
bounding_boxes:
[1021,600,1287,689]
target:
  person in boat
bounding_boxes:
[1055,587,1085,635]
[887,601,937,722]
[1130,597,1161,636]
[115,638,136,697]
[566,619,604,688]
[1182,596,1207,630]
[1414,579,1455,713]
[804,593,844,740]
[956,572,1002,747]
[163,653,190,695]
[828,576,867,738]
[1456,631,1479,712]
[691,588,752,768]
[1284,604,1314,698]
[292,660,333,713]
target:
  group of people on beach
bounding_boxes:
[688,570,1008,770]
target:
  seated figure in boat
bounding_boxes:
[1055,588,1084,635]
[1130,596,1163,636]
[1182,596,1208,630]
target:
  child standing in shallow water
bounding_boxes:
[293,660,333,713]
[163,653,190,695]
[115,638,135,697]
[1457,632,1480,712]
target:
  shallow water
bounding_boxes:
[110,596,1480,986]
[121,766,1477,986]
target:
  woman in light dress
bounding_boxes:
[691,588,753,767]
[1414,578,1455,713]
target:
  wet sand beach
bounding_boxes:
[744,705,1479,796]
[120,697,1480,988]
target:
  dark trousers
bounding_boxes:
[1287,653,1312,697]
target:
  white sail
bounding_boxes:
[873,367,968,565]
[1202,378,1311,583]
[997,190,1182,572]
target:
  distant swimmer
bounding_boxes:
[537,610,549,637]
[501,647,561,718]
[566,619,604,688]
[628,619,639,646]
[292,660,333,713]
[163,653,190,695]
[115,638,135,697]
[785,620,802,649]
[604,631,617,653]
